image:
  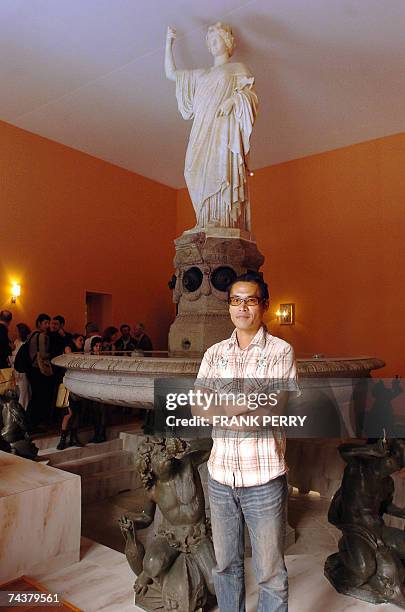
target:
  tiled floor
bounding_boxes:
[75,487,402,610]
[33,538,135,612]
[81,486,341,558]
[287,488,341,555]
[25,471,401,612]
[32,537,400,612]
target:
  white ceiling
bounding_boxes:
[1,0,405,188]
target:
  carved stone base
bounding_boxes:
[169,312,234,358]
[169,229,264,356]
[134,581,162,611]
[134,583,216,612]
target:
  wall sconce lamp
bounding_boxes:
[11,283,21,304]
[276,303,295,325]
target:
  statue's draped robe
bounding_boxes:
[176,62,258,229]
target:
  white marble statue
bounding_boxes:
[165,23,258,230]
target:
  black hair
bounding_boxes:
[90,336,102,351]
[85,321,99,333]
[120,324,130,332]
[103,326,119,342]
[227,272,269,302]
[0,310,12,323]
[53,315,65,326]
[16,323,31,341]
[36,313,51,327]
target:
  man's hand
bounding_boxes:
[217,97,234,117]
[166,26,176,46]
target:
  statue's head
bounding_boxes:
[206,22,235,58]
[135,437,188,488]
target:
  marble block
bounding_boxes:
[0,451,81,582]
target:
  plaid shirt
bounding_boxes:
[196,325,298,487]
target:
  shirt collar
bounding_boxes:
[227,324,267,351]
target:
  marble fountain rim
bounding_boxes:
[53,354,386,377]
[53,354,385,407]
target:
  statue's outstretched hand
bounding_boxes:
[217,97,234,117]
[166,26,176,45]
[118,515,134,534]
[134,572,152,596]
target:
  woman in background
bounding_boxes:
[65,333,85,354]
[102,326,119,353]
[89,335,107,442]
[55,334,86,450]
[11,323,31,409]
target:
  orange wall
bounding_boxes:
[0,120,177,349]
[3,119,404,373]
[176,133,405,376]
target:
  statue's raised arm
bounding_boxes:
[166,22,258,231]
[164,26,177,81]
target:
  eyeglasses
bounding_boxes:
[228,296,263,306]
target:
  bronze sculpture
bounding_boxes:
[325,438,405,607]
[0,388,38,459]
[0,429,11,452]
[119,436,216,611]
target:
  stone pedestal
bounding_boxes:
[169,228,264,356]
[0,451,81,582]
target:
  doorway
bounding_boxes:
[85,292,112,331]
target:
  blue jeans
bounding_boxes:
[208,473,288,612]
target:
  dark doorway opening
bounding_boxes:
[85,291,112,331]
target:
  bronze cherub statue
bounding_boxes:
[325,437,405,607]
[119,436,216,611]
[0,388,38,459]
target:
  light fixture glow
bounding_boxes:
[11,283,21,303]
[277,303,295,325]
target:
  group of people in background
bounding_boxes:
[0,309,152,445]
[82,321,152,355]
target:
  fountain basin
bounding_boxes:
[53,353,385,408]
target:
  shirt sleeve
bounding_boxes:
[195,346,217,391]
[277,345,301,395]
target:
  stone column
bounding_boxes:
[169,228,265,356]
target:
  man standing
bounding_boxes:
[26,313,53,431]
[49,316,70,360]
[133,323,153,353]
[195,272,298,612]
[0,310,12,368]
[115,324,136,354]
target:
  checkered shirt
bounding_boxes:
[196,325,298,487]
